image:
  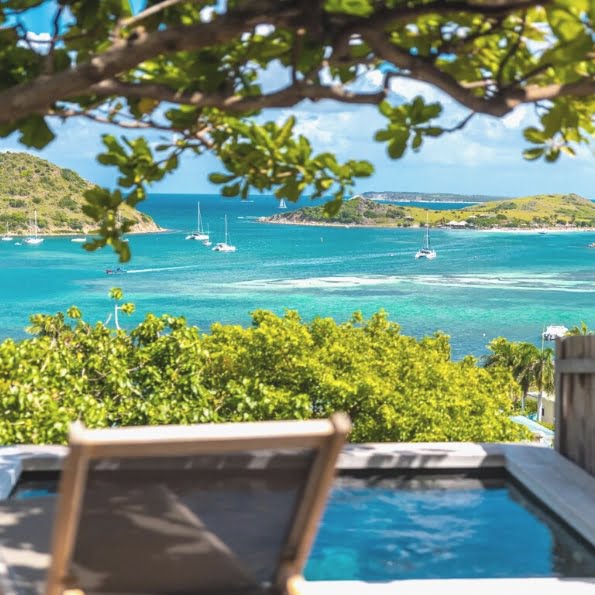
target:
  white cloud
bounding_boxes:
[502,105,531,129]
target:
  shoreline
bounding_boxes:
[258,219,595,234]
[3,227,169,238]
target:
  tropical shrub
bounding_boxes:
[0,306,529,445]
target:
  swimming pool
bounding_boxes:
[304,472,595,580]
[9,469,595,580]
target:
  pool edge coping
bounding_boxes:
[0,442,594,549]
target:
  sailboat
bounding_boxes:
[24,211,44,245]
[212,215,236,252]
[279,199,287,209]
[415,213,436,259]
[186,202,210,241]
[1,224,13,241]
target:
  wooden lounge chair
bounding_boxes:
[0,414,350,595]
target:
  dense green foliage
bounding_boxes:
[0,1,592,259]
[0,152,160,235]
[0,305,528,445]
[269,194,595,229]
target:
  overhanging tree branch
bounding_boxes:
[362,28,513,116]
[0,0,592,263]
[87,79,387,110]
[0,17,248,123]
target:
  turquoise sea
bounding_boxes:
[2,193,595,359]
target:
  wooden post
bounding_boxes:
[555,336,595,476]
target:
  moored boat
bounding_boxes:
[415,213,436,259]
[23,211,44,245]
[186,202,210,241]
[212,215,236,252]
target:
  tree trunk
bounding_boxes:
[537,391,543,421]
[521,389,527,411]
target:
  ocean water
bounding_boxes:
[1,193,595,359]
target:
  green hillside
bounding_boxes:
[266,193,595,229]
[0,152,160,235]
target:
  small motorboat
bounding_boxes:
[542,325,568,341]
[105,266,127,275]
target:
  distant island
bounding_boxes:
[263,193,595,231]
[0,152,161,235]
[360,191,506,203]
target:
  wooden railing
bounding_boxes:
[555,336,595,476]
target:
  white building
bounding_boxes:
[527,391,555,425]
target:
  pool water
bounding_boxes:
[9,471,595,580]
[304,474,595,580]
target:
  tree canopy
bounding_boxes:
[1,0,593,259]
[0,304,528,444]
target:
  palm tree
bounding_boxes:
[484,338,545,410]
[514,343,542,410]
[566,321,592,336]
[534,347,555,422]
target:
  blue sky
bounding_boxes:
[3,2,593,200]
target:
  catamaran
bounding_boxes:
[279,199,287,209]
[23,211,44,245]
[1,224,13,241]
[186,202,210,241]
[212,215,236,252]
[415,213,436,259]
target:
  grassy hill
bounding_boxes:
[266,194,595,229]
[0,152,160,235]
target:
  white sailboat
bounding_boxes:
[186,202,210,241]
[279,199,288,209]
[212,215,236,252]
[1,224,13,241]
[415,213,436,259]
[24,211,44,245]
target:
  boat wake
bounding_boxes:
[125,265,201,274]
